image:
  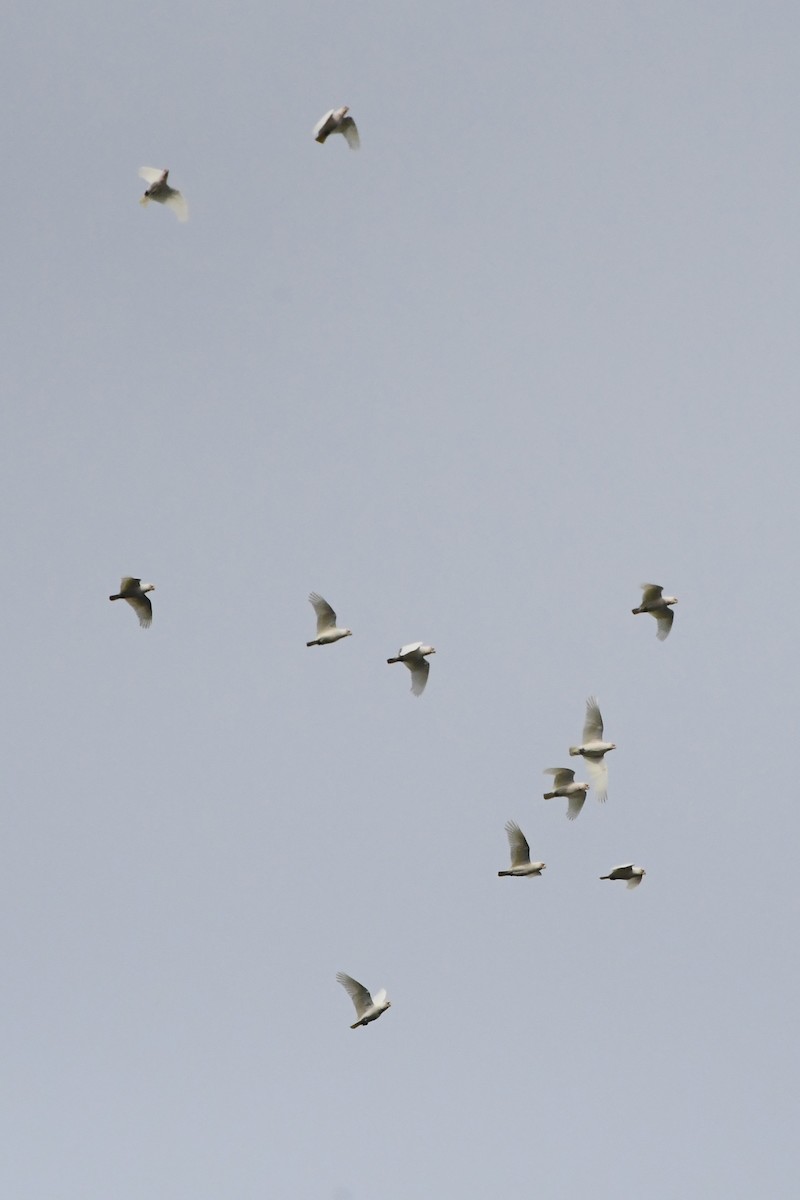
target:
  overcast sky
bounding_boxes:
[2,2,799,1197]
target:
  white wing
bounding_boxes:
[640,583,664,604]
[398,642,423,658]
[583,697,604,742]
[309,592,337,634]
[139,166,167,185]
[655,609,674,640]
[313,110,336,140]
[627,874,644,889]
[125,594,152,629]
[585,756,608,802]
[544,767,575,788]
[408,657,430,696]
[371,988,388,1006]
[336,972,372,1018]
[163,190,188,222]
[566,791,587,820]
[341,117,360,149]
[504,820,530,868]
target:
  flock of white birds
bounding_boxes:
[127,115,680,1027]
[137,107,361,224]
[110,566,677,1026]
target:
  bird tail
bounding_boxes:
[543,791,556,800]
[600,874,611,880]
[387,657,400,664]
[569,746,581,756]
[109,594,121,601]
[306,640,318,647]
[498,870,513,877]
[632,606,643,615]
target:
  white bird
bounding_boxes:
[306,593,352,647]
[387,642,436,696]
[109,577,155,628]
[600,864,646,889]
[542,768,590,820]
[313,106,360,149]
[139,167,188,222]
[632,583,678,640]
[336,972,391,1029]
[498,821,545,877]
[569,697,616,802]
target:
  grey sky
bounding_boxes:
[2,1,798,1196]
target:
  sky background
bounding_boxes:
[1,1,799,1196]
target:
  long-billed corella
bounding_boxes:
[109,577,155,628]
[336,972,391,1028]
[600,864,646,889]
[306,593,352,647]
[569,697,615,803]
[632,583,678,640]
[498,821,545,877]
[138,167,188,222]
[313,106,360,149]
[387,642,436,696]
[542,768,590,820]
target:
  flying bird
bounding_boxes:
[109,577,155,628]
[313,106,360,149]
[543,768,590,820]
[569,697,616,802]
[498,820,546,877]
[139,167,188,221]
[632,583,678,640]
[387,642,436,696]
[336,972,391,1029]
[306,593,352,647]
[600,864,646,889]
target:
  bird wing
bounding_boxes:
[139,166,167,185]
[341,117,360,149]
[163,190,188,222]
[371,988,388,1007]
[566,791,586,820]
[544,767,575,787]
[610,864,634,878]
[655,609,674,640]
[313,111,335,140]
[627,874,644,889]
[125,593,152,628]
[408,657,430,696]
[309,592,337,633]
[398,642,423,658]
[119,576,140,593]
[504,820,530,867]
[336,972,372,1017]
[639,583,664,604]
[585,756,608,802]
[583,697,604,741]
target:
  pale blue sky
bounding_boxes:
[1,2,798,1196]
